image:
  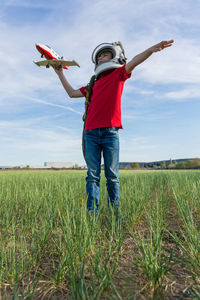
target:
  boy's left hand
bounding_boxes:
[125,39,174,74]
[150,40,174,53]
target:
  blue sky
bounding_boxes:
[0,0,199,166]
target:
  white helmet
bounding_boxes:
[92,41,127,77]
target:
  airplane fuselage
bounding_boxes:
[35,44,68,69]
[36,44,60,59]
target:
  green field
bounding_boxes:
[0,170,199,299]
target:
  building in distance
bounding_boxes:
[44,162,73,169]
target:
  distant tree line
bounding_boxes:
[121,158,200,170]
[168,158,200,169]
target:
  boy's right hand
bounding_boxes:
[53,65,64,76]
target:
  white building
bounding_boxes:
[44,162,73,168]
[0,166,12,170]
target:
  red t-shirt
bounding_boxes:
[80,65,131,130]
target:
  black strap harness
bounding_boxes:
[82,75,96,159]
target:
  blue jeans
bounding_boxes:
[84,127,120,213]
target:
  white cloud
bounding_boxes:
[123,110,174,121]
[26,96,82,115]
[0,119,83,165]
[1,1,199,101]
[164,85,200,100]
[120,135,159,161]
[134,39,200,84]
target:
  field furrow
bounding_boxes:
[0,170,199,299]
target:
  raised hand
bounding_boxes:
[150,40,174,53]
[53,65,63,76]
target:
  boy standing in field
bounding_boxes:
[54,39,174,215]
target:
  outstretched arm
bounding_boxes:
[125,40,174,74]
[53,66,84,98]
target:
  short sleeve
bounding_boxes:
[120,64,132,81]
[79,85,88,97]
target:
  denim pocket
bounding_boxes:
[107,127,119,134]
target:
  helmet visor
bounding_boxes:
[92,43,116,64]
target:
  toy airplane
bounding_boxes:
[34,44,80,69]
